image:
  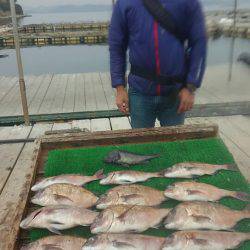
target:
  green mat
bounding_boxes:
[29,138,250,249]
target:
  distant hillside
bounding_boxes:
[27,4,111,14]
[0,0,23,17]
[201,0,250,11]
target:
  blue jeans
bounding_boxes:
[129,87,185,129]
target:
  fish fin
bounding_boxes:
[118,178,134,184]
[146,154,161,160]
[117,205,136,222]
[42,244,63,250]
[158,170,166,177]
[186,189,204,195]
[225,163,238,172]
[48,220,65,226]
[121,194,143,203]
[192,215,211,222]
[112,240,136,249]
[121,163,130,167]
[53,194,74,204]
[191,175,201,179]
[152,223,161,229]
[94,169,105,179]
[244,204,250,210]
[48,227,62,235]
[232,192,250,202]
[192,239,209,246]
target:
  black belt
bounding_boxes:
[130,65,185,85]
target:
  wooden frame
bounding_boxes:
[0,101,250,126]
[0,124,218,250]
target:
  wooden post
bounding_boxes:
[9,0,30,125]
[228,0,238,82]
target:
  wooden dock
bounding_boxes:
[0,67,249,124]
[0,115,249,249]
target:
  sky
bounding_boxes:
[19,0,112,8]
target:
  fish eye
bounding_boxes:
[168,184,175,189]
[85,237,97,246]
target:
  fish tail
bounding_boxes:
[244,233,250,241]
[20,246,29,250]
[145,154,161,160]
[232,191,250,202]
[238,204,250,220]
[157,170,165,177]
[94,169,105,179]
[225,163,238,172]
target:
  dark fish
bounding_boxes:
[104,150,160,166]
[163,231,250,250]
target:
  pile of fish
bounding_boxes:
[20,150,250,250]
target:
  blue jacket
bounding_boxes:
[109,0,207,96]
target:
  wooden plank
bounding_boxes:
[84,73,97,111]
[38,74,62,114]
[220,132,250,182]
[41,124,218,151]
[225,115,250,137]
[29,123,53,139]
[91,118,111,132]
[0,143,24,194]
[29,74,53,115]
[110,117,131,130]
[99,72,117,110]
[195,87,222,105]
[72,120,91,131]
[0,76,35,117]
[50,74,69,113]
[0,142,41,250]
[0,126,32,140]
[52,122,72,131]
[187,101,250,117]
[62,74,76,113]
[0,76,18,104]
[25,75,46,110]
[74,74,86,112]
[12,75,42,116]
[210,117,250,158]
[0,77,19,117]
[92,72,109,110]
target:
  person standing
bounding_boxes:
[109,0,207,128]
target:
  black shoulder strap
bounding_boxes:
[142,0,183,42]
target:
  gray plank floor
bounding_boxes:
[0,68,249,117]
